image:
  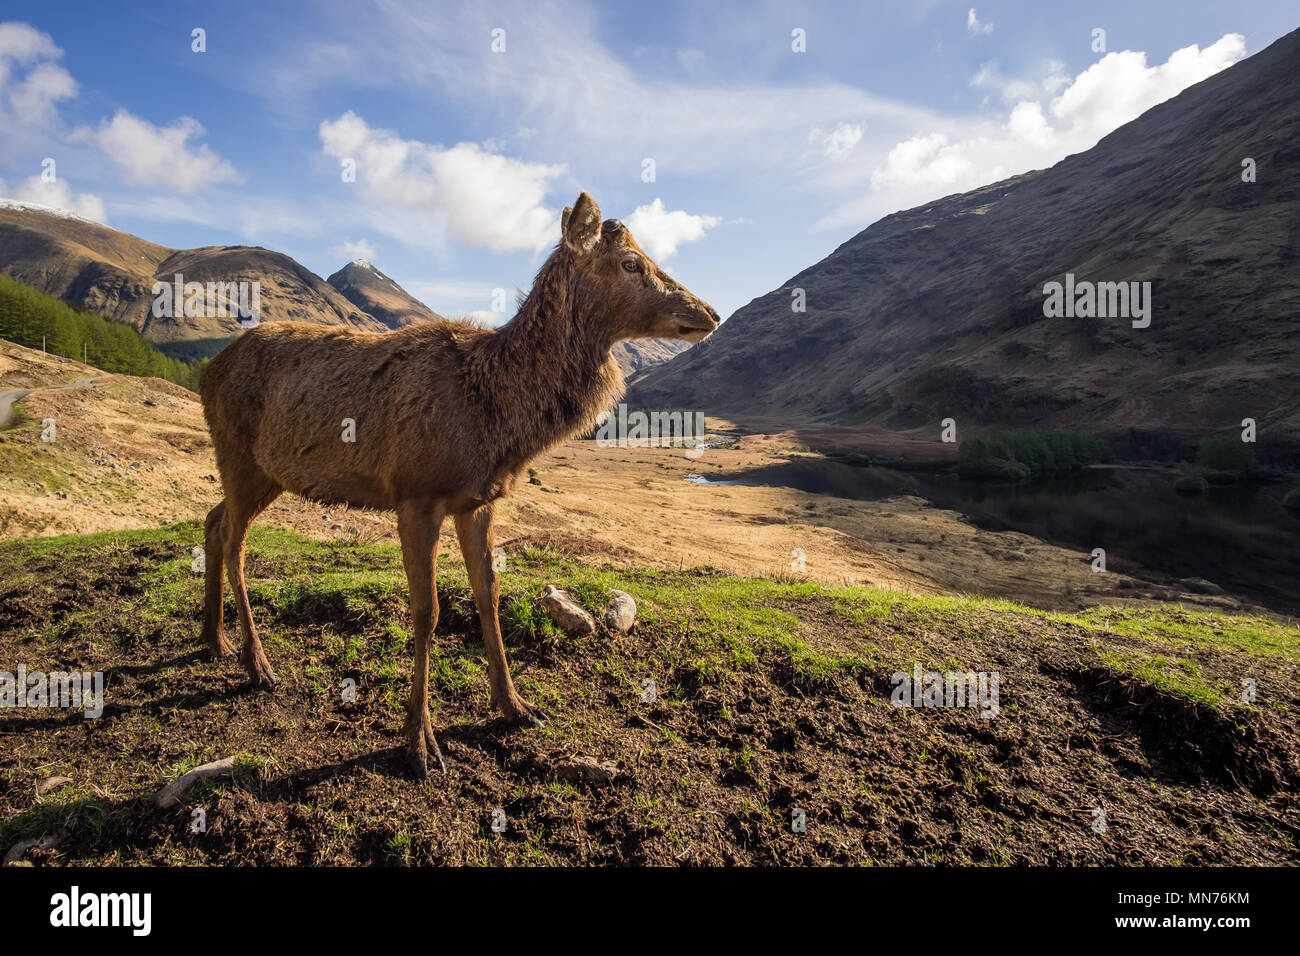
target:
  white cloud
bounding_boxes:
[1050,35,1245,142]
[329,238,377,263]
[810,122,865,160]
[319,110,566,253]
[827,33,1247,229]
[9,60,76,126]
[75,109,241,193]
[0,21,60,66]
[623,198,720,261]
[871,132,976,192]
[2,173,106,222]
[967,8,993,37]
[264,5,908,183]
[0,22,77,133]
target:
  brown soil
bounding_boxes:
[1,534,1297,866]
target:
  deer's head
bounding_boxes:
[562,192,719,344]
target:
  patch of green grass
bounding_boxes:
[3,522,1295,733]
[1095,650,1225,707]
[1060,604,1300,664]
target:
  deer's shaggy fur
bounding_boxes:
[198,193,717,776]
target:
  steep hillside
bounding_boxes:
[631,29,1300,458]
[326,259,444,329]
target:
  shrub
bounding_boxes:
[958,428,1111,478]
[1195,435,1258,477]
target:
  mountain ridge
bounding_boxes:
[630,27,1300,458]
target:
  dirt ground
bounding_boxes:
[1,528,1296,866]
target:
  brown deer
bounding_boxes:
[198,192,718,777]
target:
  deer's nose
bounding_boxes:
[705,305,720,324]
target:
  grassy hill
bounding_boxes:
[1,524,1296,865]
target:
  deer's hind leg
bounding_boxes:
[201,500,231,660]
[397,501,446,779]
[219,466,282,690]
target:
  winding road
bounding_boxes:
[0,377,106,430]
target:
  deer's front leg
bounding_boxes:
[454,503,546,727]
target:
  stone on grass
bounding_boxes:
[539,585,595,637]
[604,590,637,633]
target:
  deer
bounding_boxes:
[198,192,719,778]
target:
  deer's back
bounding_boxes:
[201,321,496,508]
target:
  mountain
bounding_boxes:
[630,29,1300,458]
[0,202,693,375]
[326,259,445,329]
[0,201,386,346]
[612,337,690,376]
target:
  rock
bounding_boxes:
[604,590,637,633]
[35,775,72,797]
[539,585,595,637]
[3,831,62,866]
[526,751,619,786]
[154,756,237,809]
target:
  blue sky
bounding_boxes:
[0,1,1294,323]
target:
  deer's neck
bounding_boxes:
[476,261,624,468]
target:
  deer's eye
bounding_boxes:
[622,259,640,273]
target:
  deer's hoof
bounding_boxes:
[501,697,548,728]
[408,750,429,780]
[246,668,278,692]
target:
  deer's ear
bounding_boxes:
[562,192,602,254]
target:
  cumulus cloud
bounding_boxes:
[319,110,566,253]
[1050,36,1244,141]
[967,9,993,37]
[623,198,720,261]
[329,238,377,263]
[74,109,241,193]
[0,22,77,131]
[835,33,1247,227]
[1,173,106,222]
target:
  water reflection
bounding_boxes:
[708,459,1300,614]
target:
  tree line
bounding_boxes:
[0,273,207,390]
